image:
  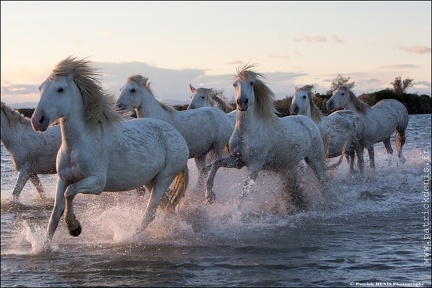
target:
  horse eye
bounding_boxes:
[250,82,253,86]
[303,95,306,99]
[57,88,64,93]
[131,88,136,93]
[201,96,205,99]
[341,93,345,96]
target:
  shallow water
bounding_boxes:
[1,114,431,287]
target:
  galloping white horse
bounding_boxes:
[31,56,190,245]
[1,102,61,201]
[205,64,329,209]
[327,84,409,169]
[116,75,233,201]
[290,85,365,174]
[187,84,236,124]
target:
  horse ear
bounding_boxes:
[66,70,76,82]
[189,84,196,92]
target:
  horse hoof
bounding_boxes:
[69,224,82,237]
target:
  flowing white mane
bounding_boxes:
[235,64,276,120]
[50,56,123,127]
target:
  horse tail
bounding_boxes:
[325,139,349,180]
[395,101,409,160]
[160,165,190,212]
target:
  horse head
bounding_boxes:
[116,75,150,112]
[32,56,120,132]
[327,85,352,111]
[187,84,212,109]
[32,72,77,132]
[233,64,276,120]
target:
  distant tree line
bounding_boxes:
[15,76,432,118]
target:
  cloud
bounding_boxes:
[413,80,431,88]
[395,45,431,54]
[331,35,345,44]
[377,64,421,69]
[1,82,39,95]
[293,33,327,43]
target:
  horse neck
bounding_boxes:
[58,104,93,147]
[135,90,175,123]
[343,92,369,116]
[235,107,275,134]
[212,96,232,113]
[0,115,35,152]
[308,101,325,123]
[342,99,359,112]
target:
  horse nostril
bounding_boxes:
[244,99,248,104]
[39,116,45,124]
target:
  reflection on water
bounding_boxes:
[1,114,431,287]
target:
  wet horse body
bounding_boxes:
[1,102,61,201]
[290,85,365,173]
[31,56,190,245]
[327,85,408,169]
[205,65,329,208]
[116,75,233,197]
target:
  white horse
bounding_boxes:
[115,75,233,202]
[1,102,61,201]
[30,56,190,244]
[205,64,329,209]
[290,85,365,174]
[187,84,237,124]
[326,84,409,169]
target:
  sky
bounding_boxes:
[1,1,431,108]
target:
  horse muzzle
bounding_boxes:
[290,104,299,115]
[236,98,249,111]
[31,112,50,132]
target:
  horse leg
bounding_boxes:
[136,172,177,235]
[355,145,365,174]
[205,155,243,204]
[383,138,393,155]
[45,178,67,244]
[344,149,355,174]
[12,168,30,202]
[194,154,208,192]
[29,174,47,200]
[63,176,105,237]
[282,170,306,212]
[395,128,406,163]
[342,140,356,174]
[240,166,262,200]
[366,144,375,169]
[383,137,393,165]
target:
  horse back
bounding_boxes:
[363,99,409,143]
[276,115,325,164]
[174,107,233,156]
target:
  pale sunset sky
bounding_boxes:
[1,1,431,108]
